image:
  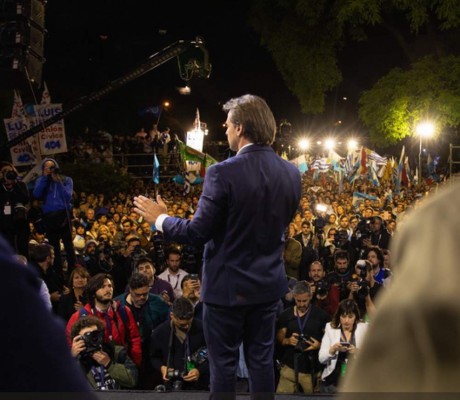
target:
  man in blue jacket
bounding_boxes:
[33,157,76,278]
[134,94,301,399]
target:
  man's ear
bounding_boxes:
[236,123,243,136]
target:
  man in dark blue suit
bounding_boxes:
[0,234,94,395]
[134,94,301,399]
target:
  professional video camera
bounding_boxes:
[79,329,103,356]
[314,279,330,297]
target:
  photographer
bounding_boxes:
[112,236,147,296]
[327,250,354,301]
[150,297,209,391]
[83,239,114,276]
[347,259,382,319]
[180,273,202,320]
[70,315,138,390]
[307,261,339,317]
[276,281,330,393]
[0,161,30,257]
[33,158,76,277]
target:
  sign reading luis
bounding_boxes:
[4,117,39,166]
[33,104,68,155]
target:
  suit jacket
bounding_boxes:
[162,144,301,306]
[318,322,368,380]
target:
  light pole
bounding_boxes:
[416,121,435,181]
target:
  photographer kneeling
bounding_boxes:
[70,315,138,390]
[150,297,209,391]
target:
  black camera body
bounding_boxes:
[166,369,185,391]
[5,170,17,180]
[80,330,103,355]
[357,279,369,298]
[315,279,330,297]
[294,333,309,352]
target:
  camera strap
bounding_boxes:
[295,304,312,335]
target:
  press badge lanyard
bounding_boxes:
[168,273,180,290]
[340,328,355,345]
[295,305,312,335]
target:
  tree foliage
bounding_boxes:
[359,55,460,146]
[248,0,460,144]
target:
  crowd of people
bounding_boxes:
[0,100,447,394]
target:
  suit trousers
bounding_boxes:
[203,300,280,400]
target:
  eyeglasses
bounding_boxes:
[131,290,149,298]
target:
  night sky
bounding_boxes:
[38,1,405,147]
[38,1,293,142]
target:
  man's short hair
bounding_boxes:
[135,256,155,270]
[166,247,181,258]
[334,250,349,262]
[128,272,150,290]
[127,236,141,245]
[85,273,114,303]
[171,297,194,320]
[292,281,311,295]
[70,316,105,340]
[29,243,53,263]
[309,260,323,272]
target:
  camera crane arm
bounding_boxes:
[6,37,211,149]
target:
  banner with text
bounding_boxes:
[33,103,68,155]
[4,117,39,166]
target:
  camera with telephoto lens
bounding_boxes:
[294,333,310,352]
[352,260,371,298]
[80,329,103,356]
[166,369,185,391]
[314,278,330,297]
[356,260,368,279]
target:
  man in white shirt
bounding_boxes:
[158,248,187,298]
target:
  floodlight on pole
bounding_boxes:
[415,121,435,181]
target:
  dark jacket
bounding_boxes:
[115,292,169,352]
[78,343,138,389]
[162,145,302,306]
[150,318,209,390]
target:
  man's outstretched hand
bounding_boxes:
[133,195,167,225]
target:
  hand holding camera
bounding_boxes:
[182,367,200,382]
[71,335,87,357]
[91,350,111,367]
